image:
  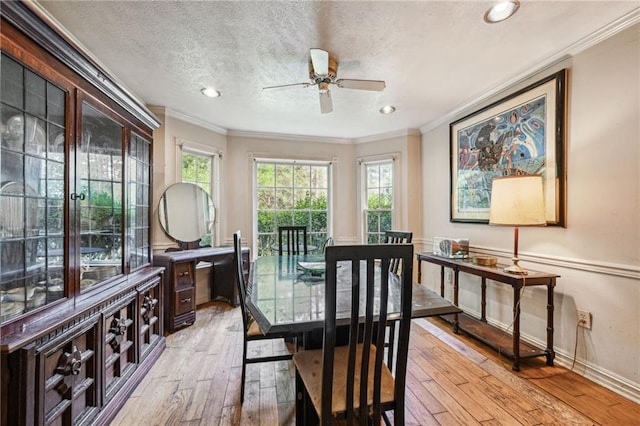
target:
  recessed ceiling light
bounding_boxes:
[484,1,520,24]
[380,105,396,114]
[201,87,221,98]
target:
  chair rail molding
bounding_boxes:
[419,238,639,280]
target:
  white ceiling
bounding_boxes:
[36,1,639,140]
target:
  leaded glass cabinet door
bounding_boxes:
[128,132,151,270]
[0,53,67,323]
[77,102,124,291]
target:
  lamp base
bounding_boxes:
[503,258,528,275]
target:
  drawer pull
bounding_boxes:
[181,297,192,304]
[179,271,190,277]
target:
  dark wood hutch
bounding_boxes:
[1,3,165,424]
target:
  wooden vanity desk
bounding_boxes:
[154,246,249,332]
[417,252,559,371]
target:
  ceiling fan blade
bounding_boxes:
[309,48,329,76]
[319,90,333,114]
[335,79,386,91]
[263,82,312,90]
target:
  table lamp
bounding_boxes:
[489,174,546,274]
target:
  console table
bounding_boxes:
[417,252,559,371]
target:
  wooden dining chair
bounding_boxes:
[383,230,413,274]
[278,225,308,255]
[382,230,413,367]
[233,231,298,403]
[293,243,414,425]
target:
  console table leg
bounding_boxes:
[481,277,487,322]
[512,285,521,371]
[546,279,556,366]
[440,266,445,297]
[453,269,460,334]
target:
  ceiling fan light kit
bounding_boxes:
[263,48,386,114]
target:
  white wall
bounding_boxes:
[420,24,639,402]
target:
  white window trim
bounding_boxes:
[251,157,333,255]
[358,154,399,243]
[175,138,222,246]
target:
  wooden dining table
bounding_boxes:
[246,254,462,340]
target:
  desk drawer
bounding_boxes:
[174,288,195,316]
[174,262,195,288]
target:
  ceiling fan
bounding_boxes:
[263,48,386,114]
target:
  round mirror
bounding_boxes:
[158,183,215,247]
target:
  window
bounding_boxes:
[255,159,330,257]
[364,160,393,243]
[181,149,216,246]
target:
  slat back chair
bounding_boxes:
[233,231,297,403]
[383,230,413,368]
[293,244,414,425]
[278,225,308,255]
[383,230,413,274]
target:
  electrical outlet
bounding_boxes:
[577,309,592,329]
[446,269,453,284]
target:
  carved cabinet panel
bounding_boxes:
[138,277,162,361]
[102,294,136,402]
[38,316,100,425]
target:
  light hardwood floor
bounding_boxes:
[112,302,639,425]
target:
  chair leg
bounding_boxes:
[241,339,247,403]
[387,322,396,368]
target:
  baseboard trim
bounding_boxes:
[456,308,640,404]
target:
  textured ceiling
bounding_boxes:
[36,1,639,140]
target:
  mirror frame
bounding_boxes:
[158,182,215,250]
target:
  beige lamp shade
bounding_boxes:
[489,175,546,226]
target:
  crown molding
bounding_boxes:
[419,8,640,135]
[226,129,352,144]
[354,128,421,144]
[151,106,228,135]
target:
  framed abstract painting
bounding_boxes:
[450,69,567,226]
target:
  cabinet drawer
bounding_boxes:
[174,288,195,316]
[174,262,195,288]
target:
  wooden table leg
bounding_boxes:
[546,279,556,366]
[440,266,445,297]
[512,285,521,371]
[481,277,487,322]
[453,269,460,334]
